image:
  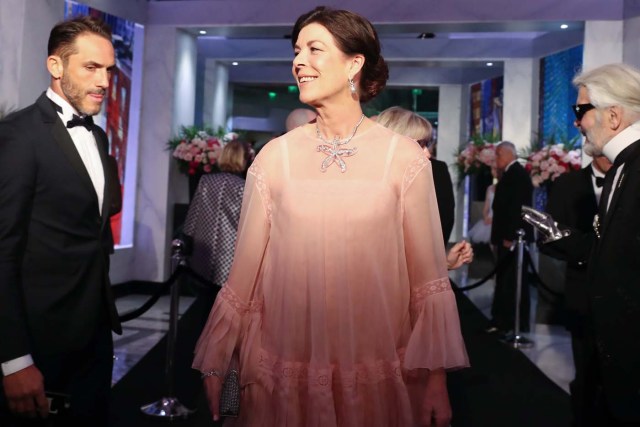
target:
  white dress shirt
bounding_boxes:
[1,88,105,377]
[602,121,640,211]
[591,163,606,205]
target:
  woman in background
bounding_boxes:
[193,7,468,426]
[183,140,248,286]
[377,106,473,270]
[468,167,499,246]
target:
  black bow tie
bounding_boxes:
[66,114,94,132]
[595,176,605,188]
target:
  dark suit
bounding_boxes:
[490,161,533,332]
[431,158,455,243]
[543,166,597,426]
[105,155,123,253]
[546,139,640,425]
[0,93,122,424]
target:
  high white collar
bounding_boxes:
[602,120,640,164]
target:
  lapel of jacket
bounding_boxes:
[601,140,640,235]
[582,166,598,211]
[37,93,99,208]
[93,128,111,228]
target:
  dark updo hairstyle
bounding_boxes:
[291,6,389,103]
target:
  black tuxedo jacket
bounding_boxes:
[543,166,596,318]
[588,139,640,421]
[431,158,455,243]
[547,139,640,421]
[491,161,533,244]
[0,93,122,366]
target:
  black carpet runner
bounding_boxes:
[109,289,570,426]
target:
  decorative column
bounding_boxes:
[203,59,230,130]
[170,30,198,206]
[502,58,540,154]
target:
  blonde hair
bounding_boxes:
[218,140,247,173]
[376,106,432,146]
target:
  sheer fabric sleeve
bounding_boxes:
[401,153,469,371]
[192,161,271,375]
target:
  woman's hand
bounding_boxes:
[446,240,473,270]
[203,374,223,421]
[420,369,451,427]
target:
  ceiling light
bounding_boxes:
[486,62,494,67]
[199,30,207,35]
[232,62,239,66]
[560,24,569,29]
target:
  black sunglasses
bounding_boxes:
[571,103,595,121]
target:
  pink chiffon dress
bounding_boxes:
[193,123,469,426]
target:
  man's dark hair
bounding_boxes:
[48,16,112,62]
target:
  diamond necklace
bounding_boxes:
[315,114,365,173]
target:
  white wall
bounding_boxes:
[0,0,63,111]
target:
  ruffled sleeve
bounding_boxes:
[192,160,271,375]
[400,152,469,371]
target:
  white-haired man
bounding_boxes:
[487,141,533,337]
[534,63,640,426]
[541,138,611,427]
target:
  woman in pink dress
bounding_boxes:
[193,6,469,426]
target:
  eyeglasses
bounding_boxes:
[571,103,596,121]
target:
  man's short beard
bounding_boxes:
[60,73,97,116]
[583,138,602,157]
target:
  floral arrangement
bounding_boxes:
[524,143,581,187]
[455,134,500,182]
[168,126,239,175]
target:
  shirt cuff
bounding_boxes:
[1,355,34,376]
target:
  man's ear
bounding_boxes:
[608,105,624,131]
[47,55,63,79]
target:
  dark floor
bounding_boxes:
[109,282,571,427]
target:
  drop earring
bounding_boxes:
[348,78,356,94]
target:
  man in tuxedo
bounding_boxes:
[530,63,640,426]
[0,16,122,426]
[488,141,533,335]
[542,145,611,426]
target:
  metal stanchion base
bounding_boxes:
[504,334,535,349]
[140,397,195,419]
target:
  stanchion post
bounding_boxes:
[505,229,534,349]
[140,239,195,419]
